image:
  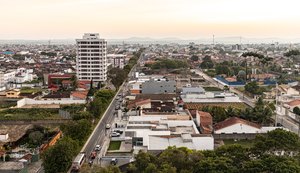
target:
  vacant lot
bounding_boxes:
[185,102,249,110]
[0,108,60,120]
[223,139,255,148]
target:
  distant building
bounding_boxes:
[107,54,126,69]
[76,33,107,83]
[141,79,176,94]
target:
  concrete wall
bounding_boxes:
[17,98,85,108]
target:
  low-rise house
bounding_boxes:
[180,87,241,103]
[70,91,88,100]
[141,78,176,94]
[5,89,20,98]
[214,117,284,134]
[196,111,213,134]
[148,134,214,154]
[125,115,200,150]
[278,84,299,96]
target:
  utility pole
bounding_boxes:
[275,82,278,126]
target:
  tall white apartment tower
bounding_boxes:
[76,33,107,83]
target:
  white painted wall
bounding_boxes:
[17,98,85,108]
[0,134,8,141]
[214,123,260,134]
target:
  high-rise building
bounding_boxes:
[76,33,107,83]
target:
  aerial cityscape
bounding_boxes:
[1,0,300,173]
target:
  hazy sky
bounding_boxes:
[1,0,300,39]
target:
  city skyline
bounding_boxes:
[1,0,300,39]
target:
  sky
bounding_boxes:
[0,0,300,40]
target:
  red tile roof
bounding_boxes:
[71,91,88,100]
[127,99,151,109]
[287,99,300,107]
[198,111,213,134]
[214,117,261,131]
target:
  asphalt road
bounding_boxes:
[79,52,144,165]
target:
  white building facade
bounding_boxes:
[107,54,126,69]
[76,33,107,83]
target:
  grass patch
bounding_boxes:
[20,87,43,94]
[185,102,249,110]
[108,141,121,150]
[203,87,223,92]
[223,139,255,148]
[0,108,61,120]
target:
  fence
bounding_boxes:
[215,76,245,86]
[17,98,86,108]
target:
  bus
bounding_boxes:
[71,153,86,171]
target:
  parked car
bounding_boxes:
[95,145,102,151]
[106,124,111,129]
[90,151,96,160]
[111,158,118,165]
[111,132,120,137]
[113,129,123,134]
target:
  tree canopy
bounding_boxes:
[42,137,79,173]
[125,129,300,173]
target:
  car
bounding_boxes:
[111,158,118,165]
[115,105,120,110]
[110,132,120,137]
[95,145,102,151]
[106,124,111,129]
[113,129,123,134]
[90,151,96,159]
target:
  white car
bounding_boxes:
[111,132,120,137]
[106,124,111,129]
[95,145,102,151]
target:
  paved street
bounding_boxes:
[78,52,144,169]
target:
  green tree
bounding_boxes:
[109,68,127,89]
[244,81,260,95]
[200,56,214,69]
[28,131,44,147]
[191,55,199,61]
[42,137,79,173]
[293,106,300,115]
[60,119,92,145]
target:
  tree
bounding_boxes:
[293,107,300,115]
[200,56,214,69]
[42,137,79,173]
[109,68,127,89]
[87,79,95,97]
[191,55,199,61]
[60,119,92,145]
[28,131,44,147]
[244,81,260,95]
[70,75,78,90]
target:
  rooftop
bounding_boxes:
[214,117,261,131]
[0,162,25,170]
